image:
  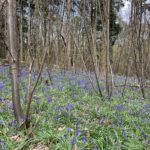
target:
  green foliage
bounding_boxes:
[0,68,150,149]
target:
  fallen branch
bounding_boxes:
[115,84,150,88]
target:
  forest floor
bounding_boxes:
[0,66,150,150]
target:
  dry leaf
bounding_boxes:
[29,141,48,150]
[58,126,65,131]
[72,144,78,150]
[10,135,22,142]
[99,118,112,125]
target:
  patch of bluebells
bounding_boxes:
[76,129,81,136]
[47,97,51,103]
[0,82,4,90]
[93,145,98,150]
[78,80,84,86]
[0,140,6,150]
[0,106,6,113]
[65,103,74,110]
[81,136,87,142]
[7,119,17,127]
[57,84,62,91]
[141,131,146,137]
[4,100,13,109]
[0,98,2,103]
[143,104,150,109]
[100,85,105,91]
[71,136,76,145]
[64,125,83,145]
[114,104,124,111]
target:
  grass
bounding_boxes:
[0,66,150,150]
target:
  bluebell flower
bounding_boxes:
[64,127,71,138]
[71,137,76,145]
[57,84,62,91]
[78,80,83,86]
[66,103,74,110]
[93,146,98,150]
[47,98,51,103]
[76,129,81,136]
[8,119,17,127]
[117,114,122,126]
[64,133,68,138]
[0,139,6,150]
[54,106,60,111]
[143,104,150,109]
[114,104,124,111]
[0,83,4,90]
[100,85,105,91]
[67,127,71,131]
[36,99,40,105]
[0,98,2,103]
[108,93,112,99]
[81,136,87,142]
[1,106,6,112]
[141,131,146,137]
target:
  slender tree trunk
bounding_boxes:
[130,0,146,98]
[91,0,99,76]
[104,0,113,97]
[66,0,72,69]
[19,0,23,62]
[7,0,22,124]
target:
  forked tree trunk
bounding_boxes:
[7,0,23,124]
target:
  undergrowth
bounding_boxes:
[0,67,150,150]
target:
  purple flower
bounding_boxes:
[66,103,74,110]
[64,127,71,138]
[100,85,105,91]
[76,129,81,136]
[117,114,122,126]
[0,140,6,150]
[81,136,87,142]
[0,98,2,103]
[71,137,76,145]
[0,83,4,90]
[54,106,60,111]
[8,119,17,127]
[78,80,83,86]
[93,146,98,150]
[36,99,40,105]
[114,104,124,111]
[57,84,62,91]
[67,127,71,131]
[47,98,51,103]
[141,131,146,137]
[108,93,112,99]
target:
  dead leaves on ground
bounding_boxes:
[29,141,48,150]
[10,135,23,142]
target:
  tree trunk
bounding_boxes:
[7,0,23,124]
[66,0,72,69]
[104,0,113,97]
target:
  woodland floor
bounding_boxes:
[0,66,150,150]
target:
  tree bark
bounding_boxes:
[7,0,23,124]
